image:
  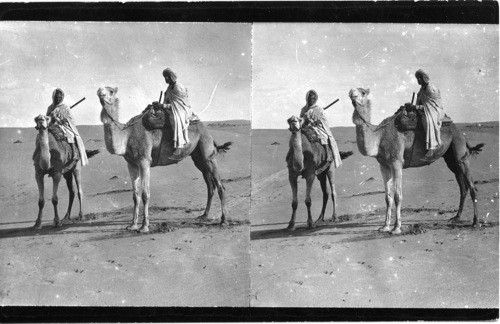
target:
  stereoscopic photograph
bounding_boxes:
[0,14,498,316]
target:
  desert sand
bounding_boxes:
[0,121,251,307]
[250,123,498,308]
[0,120,498,310]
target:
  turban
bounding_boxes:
[305,89,318,105]
[162,68,177,82]
[52,88,65,102]
[415,69,430,83]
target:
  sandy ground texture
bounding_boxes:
[0,121,251,307]
[250,122,499,308]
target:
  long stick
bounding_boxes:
[411,92,415,105]
[158,91,163,103]
[324,98,340,110]
[70,97,86,109]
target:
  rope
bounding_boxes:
[353,103,402,132]
[101,103,148,131]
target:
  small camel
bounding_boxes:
[349,88,484,234]
[286,116,352,231]
[97,86,232,233]
[33,115,99,229]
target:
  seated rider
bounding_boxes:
[406,69,446,160]
[46,88,88,166]
[299,90,342,173]
[153,68,193,158]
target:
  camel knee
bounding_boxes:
[385,195,393,206]
[291,201,298,210]
[38,199,44,209]
[141,191,150,203]
[394,193,402,205]
[305,198,311,208]
[51,196,58,206]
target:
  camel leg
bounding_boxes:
[73,167,84,221]
[379,164,393,232]
[391,166,403,235]
[191,155,216,222]
[126,162,141,231]
[305,174,315,229]
[34,173,45,230]
[51,172,63,228]
[443,149,468,223]
[460,160,480,226]
[206,159,227,226]
[315,174,328,224]
[327,166,337,222]
[138,161,151,233]
[287,172,299,231]
[62,172,75,223]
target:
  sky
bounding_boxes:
[0,22,252,127]
[0,22,498,129]
[252,23,499,128]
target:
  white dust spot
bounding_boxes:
[139,65,143,69]
[301,39,308,45]
[241,52,246,56]
[383,47,388,52]
[122,300,126,304]
[17,130,21,134]
[389,257,393,261]
[56,295,60,298]
[346,258,349,262]
[434,27,441,31]
[486,213,489,218]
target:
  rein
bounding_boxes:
[101,102,148,131]
[353,102,402,132]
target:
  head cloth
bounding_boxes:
[415,69,430,84]
[162,68,177,82]
[305,89,318,106]
[52,88,65,102]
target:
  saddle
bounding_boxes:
[42,123,79,174]
[395,104,453,132]
[142,105,200,131]
[300,123,333,174]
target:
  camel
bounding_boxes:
[286,116,352,231]
[33,115,99,229]
[96,86,232,233]
[348,88,484,234]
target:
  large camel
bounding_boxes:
[286,116,352,231]
[348,88,484,234]
[96,86,232,233]
[33,115,99,229]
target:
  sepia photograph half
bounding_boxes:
[250,23,498,308]
[0,21,252,307]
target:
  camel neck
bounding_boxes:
[37,129,51,171]
[355,123,380,157]
[289,131,304,173]
[103,121,129,156]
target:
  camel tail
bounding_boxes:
[85,149,101,159]
[467,143,484,159]
[340,150,354,160]
[215,141,233,155]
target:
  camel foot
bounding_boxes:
[472,220,481,228]
[449,216,461,223]
[307,222,315,229]
[286,223,295,231]
[196,215,217,223]
[126,224,139,231]
[390,227,402,235]
[33,222,42,230]
[138,226,149,233]
[54,220,63,228]
[379,226,391,232]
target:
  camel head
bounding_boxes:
[34,114,50,131]
[97,86,119,123]
[287,115,302,133]
[349,88,372,125]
